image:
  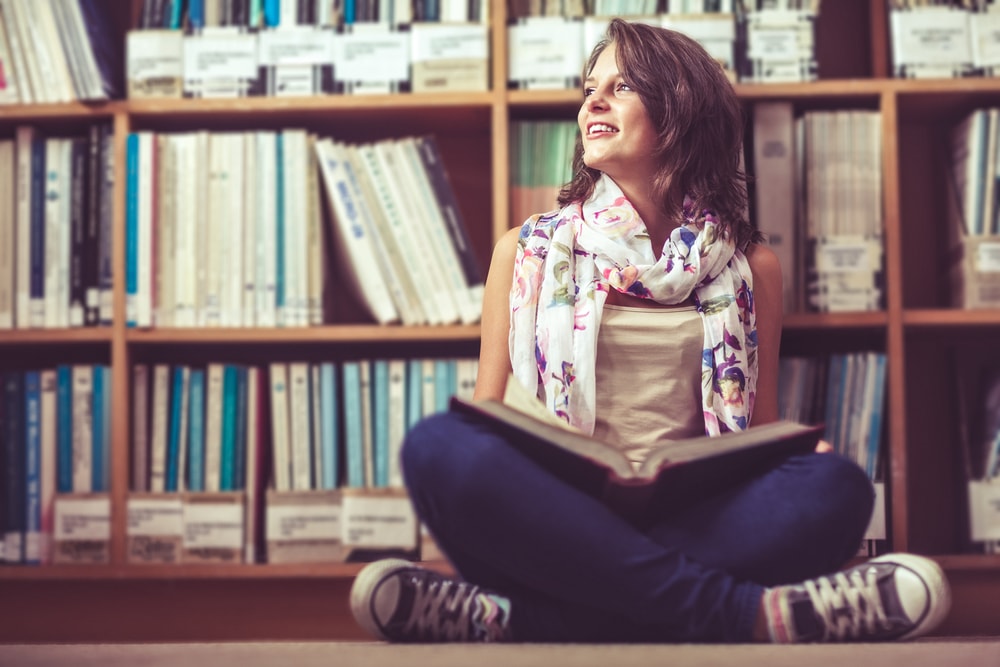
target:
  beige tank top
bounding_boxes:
[592,304,704,468]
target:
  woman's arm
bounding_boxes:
[745,243,782,427]
[473,227,521,401]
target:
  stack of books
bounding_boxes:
[739,0,820,84]
[887,0,1000,79]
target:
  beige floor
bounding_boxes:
[2,639,1000,667]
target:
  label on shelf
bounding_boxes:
[184,30,258,80]
[258,27,333,66]
[814,236,878,274]
[127,30,184,98]
[127,496,184,536]
[331,28,410,83]
[972,12,1000,67]
[976,242,1000,273]
[267,502,341,541]
[968,481,1000,541]
[410,23,488,62]
[341,491,417,548]
[864,481,887,541]
[508,17,584,86]
[54,496,111,541]
[183,500,243,549]
[890,8,972,67]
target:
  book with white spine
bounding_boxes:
[255,131,278,327]
[155,134,176,327]
[13,126,34,329]
[0,141,13,328]
[242,131,257,328]
[149,363,170,493]
[204,363,225,491]
[71,364,94,493]
[268,362,292,491]
[288,361,312,491]
[313,138,399,324]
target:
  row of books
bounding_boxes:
[956,356,1000,553]
[132,357,477,494]
[888,1,1000,79]
[123,129,481,329]
[777,351,887,481]
[752,103,884,314]
[0,365,111,565]
[949,108,1000,238]
[136,0,490,28]
[740,4,819,84]
[0,124,115,330]
[0,0,121,105]
[509,120,576,227]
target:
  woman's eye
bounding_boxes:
[583,87,595,97]
[618,82,632,92]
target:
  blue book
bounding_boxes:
[275,133,285,325]
[866,353,888,480]
[372,360,390,488]
[23,370,41,565]
[434,358,456,414]
[29,137,45,327]
[187,368,206,491]
[219,365,240,491]
[319,362,338,489]
[406,358,422,432]
[125,133,139,328]
[91,365,107,493]
[232,366,248,491]
[56,366,73,493]
[822,353,845,450]
[344,0,355,24]
[188,0,205,28]
[168,0,184,29]
[263,0,280,26]
[342,362,364,488]
[4,372,25,563]
[165,365,185,492]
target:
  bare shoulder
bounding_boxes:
[744,243,781,285]
[494,226,521,263]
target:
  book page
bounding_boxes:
[502,374,580,433]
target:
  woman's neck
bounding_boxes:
[614,177,681,254]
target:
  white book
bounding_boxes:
[155,135,176,327]
[376,139,461,323]
[221,133,246,328]
[244,366,260,563]
[280,129,309,327]
[149,364,171,493]
[135,131,155,328]
[56,0,106,100]
[397,137,480,324]
[314,138,399,324]
[43,138,65,329]
[306,135,324,326]
[39,368,56,564]
[0,1,30,103]
[132,364,150,491]
[26,0,75,102]
[71,364,93,493]
[242,131,257,328]
[172,133,199,327]
[310,364,323,487]
[268,362,292,491]
[288,361,312,491]
[204,363,225,491]
[349,143,429,325]
[10,1,54,103]
[194,131,210,326]
[13,125,33,329]
[0,140,15,328]
[204,134,226,327]
[421,358,436,418]
[0,5,19,103]
[359,360,374,488]
[255,131,278,328]
[455,357,478,400]
[387,359,407,488]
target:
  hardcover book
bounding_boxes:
[449,378,823,519]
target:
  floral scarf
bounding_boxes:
[508,174,757,437]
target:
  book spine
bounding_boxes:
[149,364,170,492]
[98,124,113,325]
[204,363,225,492]
[91,365,107,493]
[319,361,338,489]
[187,368,206,492]
[132,364,150,491]
[4,371,24,563]
[28,135,45,328]
[288,361,312,490]
[38,368,56,563]
[55,365,73,492]
[125,133,139,327]
[372,359,389,488]
[232,366,248,490]
[268,362,291,491]
[23,370,40,565]
[166,365,185,492]
[243,366,260,562]
[71,365,93,493]
[342,361,364,488]
[219,364,239,491]
[68,137,88,327]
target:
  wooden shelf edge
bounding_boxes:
[125,92,497,116]
[782,311,888,330]
[903,309,1000,328]
[124,324,482,344]
[0,328,114,344]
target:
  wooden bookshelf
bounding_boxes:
[2,0,1000,642]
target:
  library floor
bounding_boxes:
[2,639,1000,667]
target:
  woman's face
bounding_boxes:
[578,43,659,189]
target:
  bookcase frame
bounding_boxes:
[2,0,1000,642]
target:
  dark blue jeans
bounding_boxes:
[402,412,875,643]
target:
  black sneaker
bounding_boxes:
[350,558,512,643]
[764,553,951,642]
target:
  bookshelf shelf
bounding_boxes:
[0,101,118,121]
[782,312,888,331]
[903,310,1000,328]
[124,324,482,344]
[0,329,113,345]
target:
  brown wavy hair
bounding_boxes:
[558,18,760,247]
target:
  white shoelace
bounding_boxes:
[403,577,483,641]
[804,566,890,640]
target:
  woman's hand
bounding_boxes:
[815,439,834,454]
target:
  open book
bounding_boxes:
[449,378,824,518]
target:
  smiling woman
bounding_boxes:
[348,18,951,647]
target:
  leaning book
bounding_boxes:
[449,379,824,519]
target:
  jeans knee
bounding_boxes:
[806,453,876,529]
[400,412,460,489]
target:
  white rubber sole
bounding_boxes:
[349,558,416,642]
[870,552,952,640]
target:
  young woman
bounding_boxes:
[349,19,950,644]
